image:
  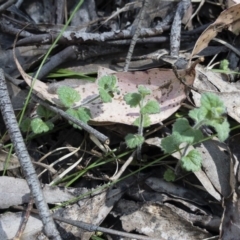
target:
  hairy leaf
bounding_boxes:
[57,86,81,108]
[125,134,144,149]
[141,100,160,114]
[124,93,142,107]
[31,118,51,134]
[181,149,202,172]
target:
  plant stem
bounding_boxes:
[137,99,144,160]
[193,120,205,130]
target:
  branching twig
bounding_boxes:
[53,214,159,240]
[15,26,168,46]
[170,0,191,57]
[0,68,62,240]
[13,197,34,240]
[0,0,17,12]
[32,94,109,145]
[123,0,150,72]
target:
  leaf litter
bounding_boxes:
[13,50,195,124]
[1,0,240,239]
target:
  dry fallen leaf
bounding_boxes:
[192,64,240,123]
[0,176,75,208]
[14,45,195,125]
[0,212,43,239]
[146,138,222,201]
[0,151,20,170]
[119,201,211,239]
[190,3,240,59]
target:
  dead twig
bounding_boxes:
[32,94,110,145]
[13,197,34,240]
[0,68,61,240]
[170,0,191,57]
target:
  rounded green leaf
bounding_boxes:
[164,169,176,182]
[181,149,202,172]
[141,100,160,114]
[124,93,142,107]
[133,115,151,128]
[138,85,151,96]
[66,109,82,129]
[99,89,112,103]
[125,134,144,149]
[161,135,180,153]
[20,118,31,132]
[57,86,81,108]
[37,105,54,119]
[31,118,50,134]
[172,118,204,144]
[98,75,117,90]
[77,107,91,123]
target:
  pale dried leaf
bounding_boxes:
[120,202,211,239]
[193,64,240,123]
[14,46,194,124]
[196,140,232,198]
[0,151,20,170]
[193,170,221,201]
[55,187,123,239]
[146,138,222,200]
[145,177,206,205]
[190,3,240,59]
[220,149,240,239]
[0,212,43,239]
[227,0,240,7]
[171,142,222,201]
[220,192,240,239]
[0,176,75,208]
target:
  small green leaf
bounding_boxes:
[99,89,112,103]
[188,107,206,123]
[219,59,229,71]
[208,119,230,141]
[98,75,117,91]
[66,107,91,129]
[172,118,204,144]
[37,105,54,119]
[124,93,142,107]
[45,121,54,130]
[125,134,144,149]
[141,100,160,114]
[66,109,82,129]
[201,93,226,117]
[189,93,229,141]
[138,85,151,96]
[31,118,51,134]
[161,135,181,153]
[98,75,118,103]
[133,114,151,127]
[181,149,202,172]
[20,118,31,132]
[76,107,91,123]
[164,169,176,182]
[57,86,81,108]
[189,93,226,123]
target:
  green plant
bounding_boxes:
[124,85,160,149]
[21,75,118,134]
[161,92,230,172]
[122,88,229,173]
[21,105,54,134]
[163,168,176,182]
[62,74,118,129]
[212,59,240,75]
